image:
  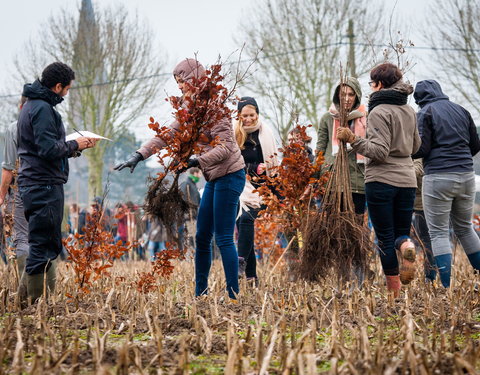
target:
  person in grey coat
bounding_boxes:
[0,96,29,299]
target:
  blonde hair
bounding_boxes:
[234,104,257,150]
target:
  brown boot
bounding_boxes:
[399,240,416,285]
[386,275,401,298]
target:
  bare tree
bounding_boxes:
[12,1,168,198]
[427,0,480,118]
[235,0,388,141]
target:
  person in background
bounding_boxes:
[179,167,202,251]
[288,127,314,163]
[337,63,420,298]
[0,96,29,295]
[413,80,480,288]
[234,96,279,284]
[316,77,367,216]
[412,158,437,283]
[125,201,145,259]
[68,203,80,235]
[114,203,128,244]
[115,58,245,300]
[90,196,112,232]
[146,215,167,259]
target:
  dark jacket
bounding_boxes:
[17,80,78,186]
[412,80,480,174]
[241,130,264,183]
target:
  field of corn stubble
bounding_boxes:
[0,249,479,374]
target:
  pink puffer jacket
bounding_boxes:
[137,59,245,181]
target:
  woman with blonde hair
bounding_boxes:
[234,97,279,284]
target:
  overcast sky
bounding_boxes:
[0,0,433,84]
[0,0,434,140]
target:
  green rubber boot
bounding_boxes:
[46,261,56,294]
[26,261,57,304]
[16,255,28,306]
[26,273,46,304]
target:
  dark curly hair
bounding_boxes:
[40,62,75,89]
[370,63,402,88]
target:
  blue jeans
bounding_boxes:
[365,182,416,276]
[423,172,480,257]
[195,169,245,298]
[148,241,166,260]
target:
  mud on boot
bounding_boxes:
[386,275,401,299]
[399,240,416,285]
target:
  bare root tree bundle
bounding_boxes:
[144,176,192,235]
[299,69,372,283]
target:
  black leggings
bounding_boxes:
[352,192,366,215]
[236,207,261,278]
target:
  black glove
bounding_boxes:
[176,158,200,174]
[187,158,200,168]
[114,152,144,173]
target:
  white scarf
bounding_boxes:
[234,119,279,214]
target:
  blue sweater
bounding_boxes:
[412,80,480,174]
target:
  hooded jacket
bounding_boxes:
[352,80,420,188]
[412,80,480,174]
[17,80,79,186]
[316,77,366,193]
[137,59,245,181]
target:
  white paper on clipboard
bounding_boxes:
[66,130,112,142]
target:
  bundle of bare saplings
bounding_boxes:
[299,72,372,283]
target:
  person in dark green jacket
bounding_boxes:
[316,77,367,215]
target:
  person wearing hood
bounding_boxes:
[337,63,421,298]
[179,167,202,251]
[412,80,480,288]
[17,62,97,304]
[316,77,367,215]
[115,58,246,300]
[234,97,279,283]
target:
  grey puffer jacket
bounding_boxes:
[137,59,245,181]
